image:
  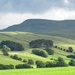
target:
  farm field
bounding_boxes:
[0,67,75,75]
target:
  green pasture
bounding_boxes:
[0,67,75,75]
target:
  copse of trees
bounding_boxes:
[29,39,53,48]
[15,64,32,69]
[0,40,24,51]
[35,60,45,68]
[10,55,22,61]
[67,55,75,59]
[45,48,54,55]
[32,49,48,58]
[69,60,75,66]
[0,64,14,70]
[45,61,56,67]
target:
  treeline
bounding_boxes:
[0,40,24,51]
[29,39,53,48]
[1,57,75,70]
[54,46,74,53]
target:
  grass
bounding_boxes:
[0,54,24,65]
[0,67,75,75]
[0,31,75,65]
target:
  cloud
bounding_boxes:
[1,7,75,29]
[0,0,65,14]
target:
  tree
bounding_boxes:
[32,49,48,58]
[45,48,54,55]
[56,57,68,67]
[69,60,75,66]
[23,59,28,63]
[35,61,45,68]
[45,61,56,67]
[28,59,34,65]
[68,47,74,53]
[1,45,10,56]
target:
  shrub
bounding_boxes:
[28,59,34,65]
[67,55,75,59]
[15,64,32,69]
[32,49,48,58]
[45,48,54,55]
[23,59,28,63]
[35,61,45,68]
[69,60,75,66]
[0,64,14,70]
[56,57,68,67]
[45,61,56,67]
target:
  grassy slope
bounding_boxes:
[0,67,75,75]
[0,31,75,65]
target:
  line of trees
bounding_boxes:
[54,46,74,53]
[1,57,75,70]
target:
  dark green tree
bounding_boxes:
[56,57,68,67]
[1,45,10,56]
[32,49,48,58]
[28,59,34,65]
[69,60,75,66]
[45,48,54,55]
[35,61,45,68]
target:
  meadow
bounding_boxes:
[0,67,75,75]
[0,31,75,65]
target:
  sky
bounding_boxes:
[0,0,75,29]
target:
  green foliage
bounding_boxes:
[0,64,14,70]
[68,47,74,52]
[15,64,32,69]
[45,48,54,55]
[28,59,34,65]
[69,60,75,66]
[32,49,48,58]
[0,40,24,51]
[23,59,28,63]
[29,39,53,48]
[35,60,45,68]
[10,55,22,61]
[67,55,75,59]
[56,57,68,67]
[1,45,10,56]
[45,61,56,67]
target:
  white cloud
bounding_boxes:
[0,8,75,29]
[63,0,70,5]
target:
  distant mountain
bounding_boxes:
[1,19,75,39]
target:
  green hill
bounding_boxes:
[1,19,75,39]
[0,31,74,65]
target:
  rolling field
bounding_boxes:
[0,31,75,65]
[0,67,75,75]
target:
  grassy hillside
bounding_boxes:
[0,67,75,75]
[2,19,75,39]
[0,31,75,65]
[0,31,75,49]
